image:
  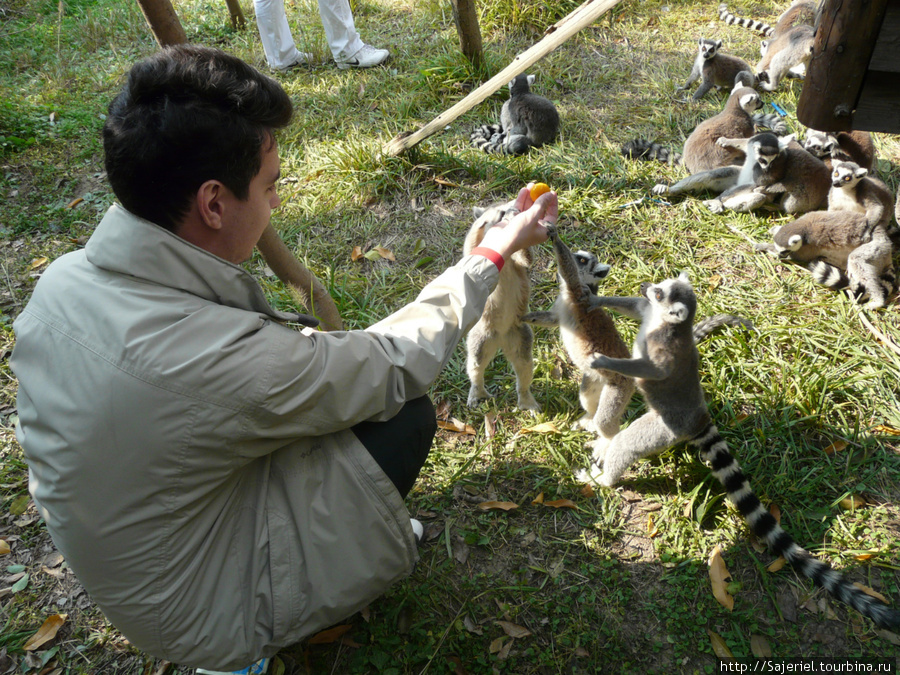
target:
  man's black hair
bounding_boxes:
[103,44,293,232]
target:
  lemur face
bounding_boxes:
[803,129,834,158]
[573,251,610,295]
[699,39,720,60]
[831,161,866,189]
[642,272,695,325]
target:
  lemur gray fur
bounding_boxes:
[523,229,752,451]
[677,39,755,101]
[521,226,636,448]
[755,24,815,91]
[802,129,876,172]
[463,200,539,411]
[700,132,830,215]
[718,1,817,38]
[755,211,896,308]
[625,86,785,172]
[828,160,895,234]
[579,271,900,629]
[470,74,559,156]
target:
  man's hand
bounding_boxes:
[478,186,557,261]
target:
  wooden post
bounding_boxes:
[134,0,187,46]
[383,0,623,156]
[796,0,888,132]
[224,0,247,30]
[450,0,484,71]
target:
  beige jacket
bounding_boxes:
[11,205,499,670]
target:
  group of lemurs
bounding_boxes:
[461,1,900,632]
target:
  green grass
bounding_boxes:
[1,0,900,672]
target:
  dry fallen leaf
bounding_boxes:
[823,439,848,455]
[708,545,734,611]
[531,492,544,505]
[477,501,519,512]
[350,246,364,262]
[66,197,84,209]
[647,513,659,538]
[0,540,9,555]
[708,274,722,289]
[870,424,900,436]
[484,412,497,438]
[854,553,875,561]
[580,483,595,498]
[520,421,560,434]
[437,419,476,435]
[750,634,772,658]
[544,499,577,509]
[853,582,888,604]
[767,556,787,573]
[708,630,734,659]
[733,413,749,425]
[307,624,353,644]
[488,637,505,654]
[30,257,49,271]
[24,613,67,651]
[495,620,532,639]
[839,494,867,511]
[372,245,395,261]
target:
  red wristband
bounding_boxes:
[471,247,505,272]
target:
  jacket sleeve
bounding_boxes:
[248,254,499,439]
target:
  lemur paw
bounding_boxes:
[591,354,611,370]
[651,184,670,196]
[703,199,725,214]
[577,414,597,433]
[466,386,491,408]
[715,137,730,147]
[517,391,541,413]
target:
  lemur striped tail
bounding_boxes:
[471,124,504,153]
[809,260,849,290]
[718,3,774,36]
[621,138,681,165]
[752,113,788,135]
[693,314,753,344]
[693,423,900,629]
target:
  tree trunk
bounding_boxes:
[134,0,187,46]
[450,0,484,71]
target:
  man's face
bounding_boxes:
[220,141,281,264]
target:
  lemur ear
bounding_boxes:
[787,234,803,250]
[769,225,782,236]
[715,40,723,49]
[855,168,868,179]
[472,206,485,218]
[526,74,536,86]
[678,270,691,283]
[779,133,795,149]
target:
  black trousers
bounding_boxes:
[350,395,436,499]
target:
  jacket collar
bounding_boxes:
[85,204,319,327]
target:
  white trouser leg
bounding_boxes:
[318,0,364,61]
[254,0,305,69]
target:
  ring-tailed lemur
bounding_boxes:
[463,199,539,411]
[522,226,635,449]
[802,129,876,172]
[625,86,785,172]
[718,1,817,38]
[828,160,896,234]
[580,271,900,628]
[470,74,559,156]
[755,24,814,91]
[676,39,756,101]
[755,211,896,308]
[700,132,830,215]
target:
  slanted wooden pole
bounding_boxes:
[383,0,623,156]
[134,0,187,46]
[450,0,484,71]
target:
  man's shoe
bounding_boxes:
[336,44,389,70]
[197,657,269,675]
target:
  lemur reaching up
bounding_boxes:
[470,74,559,156]
[579,271,900,629]
[522,226,635,449]
[463,199,539,411]
[676,38,755,101]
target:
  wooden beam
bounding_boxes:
[383,0,623,156]
[450,0,484,71]
[796,0,889,132]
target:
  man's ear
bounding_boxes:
[196,179,227,231]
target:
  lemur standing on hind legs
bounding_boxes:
[578,271,900,629]
[470,74,559,156]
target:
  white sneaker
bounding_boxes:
[336,44,389,70]
[197,656,269,675]
[410,518,424,544]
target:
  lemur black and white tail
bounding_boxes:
[752,113,788,135]
[809,261,850,290]
[471,124,505,154]
[621,138,681,165]
[693,314,753,343]
[718,3,774,36]
[693,423,900,629]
